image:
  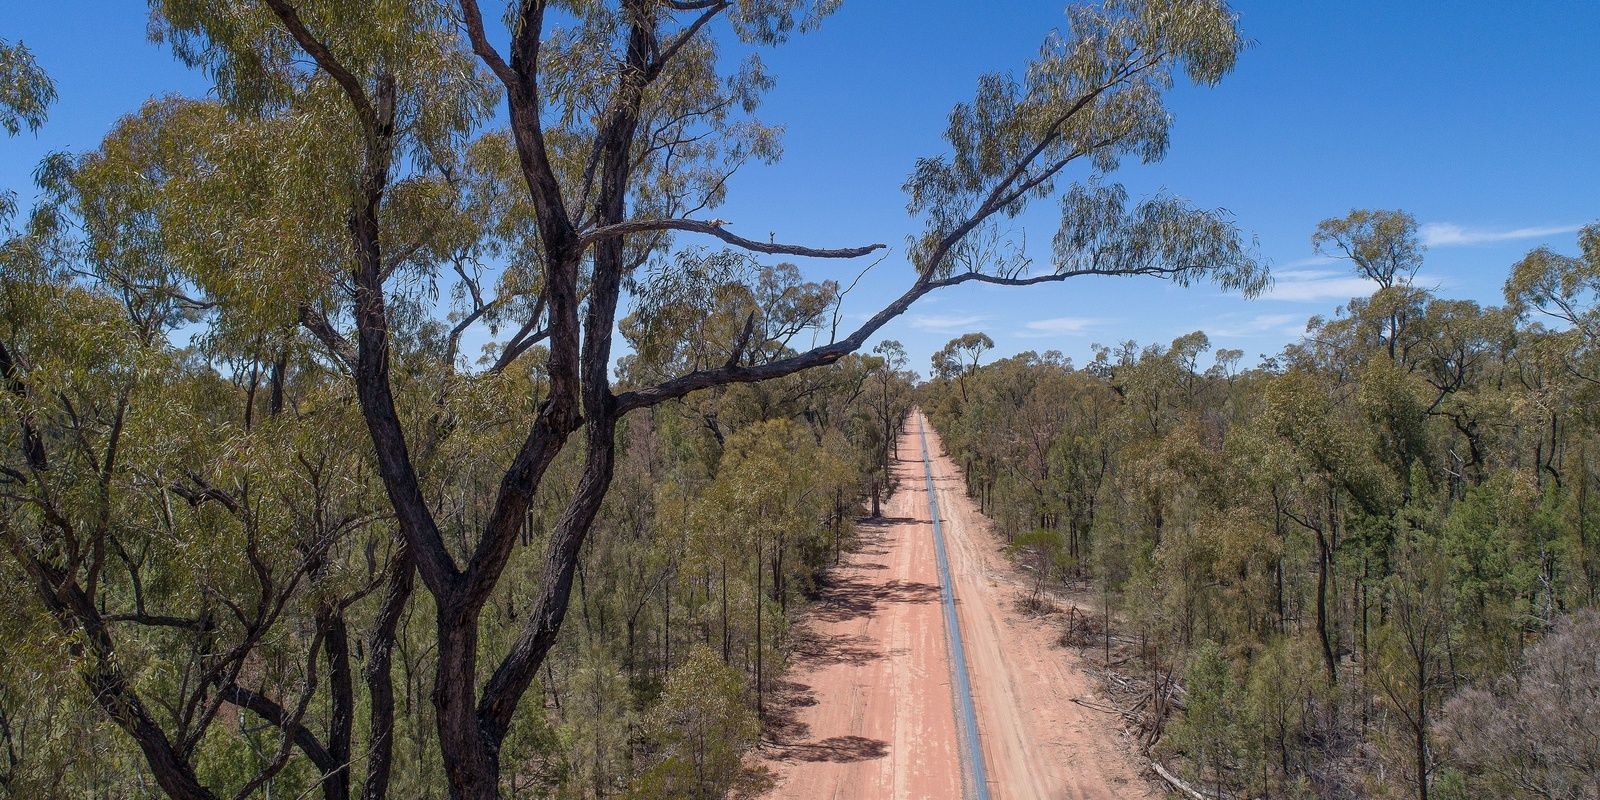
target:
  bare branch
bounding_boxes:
[105,613,205,630]
[488,327,550,375]
[487,293,549,375]
[580,218,884,259]
[924,265,1188,290]
[615,256,1235,414]
[615,273,932,413]
[218,683,339,776]
[650,2,731,78]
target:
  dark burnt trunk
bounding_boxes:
[319,610,354,800]
[362,546,414,800]
[22,560,220,800]
[1317,528,1337,685]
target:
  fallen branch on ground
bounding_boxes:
[1150,759,1208,800]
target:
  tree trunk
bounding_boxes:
[1317,529,1337,685]
[1415,655,1429,800]
[435,602,496,800]
[363,547,414,800]
[319,610,354,800]
[755,535,764,718]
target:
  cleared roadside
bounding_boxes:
[760,416,963,799]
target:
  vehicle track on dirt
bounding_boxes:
[761,409,1157,799]
[919,412,991,799]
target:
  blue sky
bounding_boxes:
[5,2,1599,376]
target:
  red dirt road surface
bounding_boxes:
[761,410,1157,800]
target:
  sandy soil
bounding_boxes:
[761,411,1157,799]
[759,433,964,799]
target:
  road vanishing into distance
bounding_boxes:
[919,412,991,799]
[762,410,1156,800]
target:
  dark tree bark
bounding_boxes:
[362,546,414,800]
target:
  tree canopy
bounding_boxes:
[922,216,1600,800]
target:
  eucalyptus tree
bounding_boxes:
[863,339,912,513]
[2,105,413,800]
[5,0,1266,797]
[0,38,53,138]
[932,331,995,403]
[1506,222,1600,386]
[1314,209,1428,362]
[1312,209,1424,291]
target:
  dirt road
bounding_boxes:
[761,410,1157,800]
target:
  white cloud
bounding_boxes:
[1257,269,1376,303]
[908,313,991,333]
[1420,222,1580,247]
[1209,313,1305,338]
[1015,316,1104,338]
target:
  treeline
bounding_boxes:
[922,212,1600,800]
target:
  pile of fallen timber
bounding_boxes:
[1056,605,1101,647]
[1074,667,1186,753]
[1073,665,1231,799]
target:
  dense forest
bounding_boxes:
[5,0,1248,795]
[922,210,1600,800]
[0,282,909,798]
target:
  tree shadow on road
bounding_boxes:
[765,676,890,766]
[810,575,940,623]
[791,629,881,667]
[758,510,922,767]
[783,736,890,763]
[764,677,818,746]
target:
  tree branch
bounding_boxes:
[218,683,339,776]
[458,0,521,96]
[579,218,884,258]
[615,257,1232,414]
[262,0,376,131]
[105,613,205,630]
[650,2,730,79]
[488,327,549,375]
[1,520,220,800]
[297,306,356,372]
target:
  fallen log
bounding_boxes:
[1070,697,1131,718]
[1149,759,1208,800]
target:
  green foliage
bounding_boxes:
[0,0,1323,796]
[1313,209,1424,289]
[923,213,1600,799]
[628,644,768,800]
[1169,641,1241,790]
[904,0,1265,296]
[0,39,55,137]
